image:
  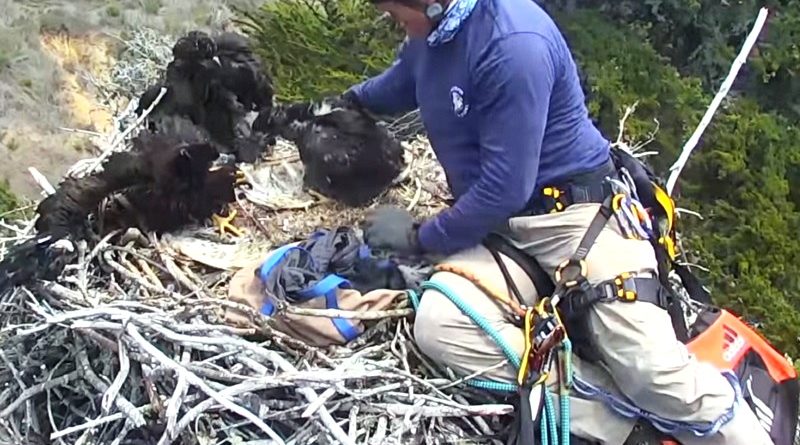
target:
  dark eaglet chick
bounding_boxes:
[134,30,275,163]
[137,31,218,128]
[210,31,277,162]
[254,97,406,206]
[0,123,247,294]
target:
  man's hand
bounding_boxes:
[362,206,421,254]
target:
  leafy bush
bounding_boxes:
[235,0,405,102]
[0,179,20,216]
[555,0,800,121]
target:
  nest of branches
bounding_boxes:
[0,255,515,445]
[0,29,518,443]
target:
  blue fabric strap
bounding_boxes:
[256,244,361,342]
[297,274,349,299]
[258,244,302,316]
[298,274,361,342]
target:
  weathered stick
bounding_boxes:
[76,347,145,427]
[125,323,287,445]
[0,371,82,418]
[284,306,412,320]
[49,403,158,440]
[100,338,133,416]
[364,403,513,417]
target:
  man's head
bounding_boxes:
[371,0,447,38]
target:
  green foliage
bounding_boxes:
[0,179,20,216]
[106,4,121,17]
[748,6,800,119]
[554,0,800,120]
[235,0,405,102]
[555,9,800,358]
[140,0,162,15]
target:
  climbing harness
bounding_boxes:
[405,148,750,443]
[407,247,745,443]
[517,158,618,217]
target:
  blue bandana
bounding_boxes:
[426,0,479,47]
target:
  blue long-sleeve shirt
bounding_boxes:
[350,0,611,255]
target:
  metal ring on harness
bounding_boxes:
[554,258,588,289]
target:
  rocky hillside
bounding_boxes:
[0,0,261,202]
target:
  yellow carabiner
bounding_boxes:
[517,307,536,385]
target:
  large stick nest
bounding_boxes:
[0,29,517,445]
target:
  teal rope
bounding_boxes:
[468,379,519,393]
[419,281,522,369]
[406,289,421,311]
[542,390,559,444]
[406,288,518,393]
[560,339,573,445]
[411,280,572,443]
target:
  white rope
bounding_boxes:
[665,7,769,196]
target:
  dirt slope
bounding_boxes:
[0,0,262,200]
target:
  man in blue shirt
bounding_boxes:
[347,0,775,443]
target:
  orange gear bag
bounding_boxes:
[685,307,799,445]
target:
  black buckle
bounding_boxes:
[559,285,599,319]
[613,272,638,302]
[595,272,639,303]
[542,186,569,213]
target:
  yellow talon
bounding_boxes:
[212,208,246,237]
[234,170,248,187]
[307,189,331,203]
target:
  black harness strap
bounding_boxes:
[483,233,555,304]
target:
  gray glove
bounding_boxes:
[329,89,363,111]
[362,206,421,254]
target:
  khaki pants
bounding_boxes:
[413,203,774,444]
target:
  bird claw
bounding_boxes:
[212,209,246,237]
[307,189,331,203]
[235,170,248,187]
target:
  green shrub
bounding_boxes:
[0,180,20,216]
[107,4,121,17]
[235,0,405,102]
[552,0,800,121]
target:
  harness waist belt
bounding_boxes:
[520,157,618,216]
